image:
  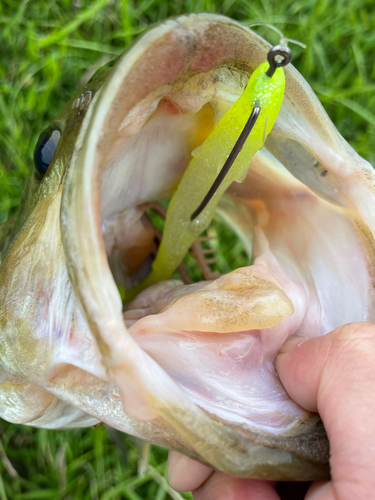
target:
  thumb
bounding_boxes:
[275,333,322,413]
[275,322,375,414]
[275,322,375,498]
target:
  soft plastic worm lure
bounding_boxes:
[124,44,292,303]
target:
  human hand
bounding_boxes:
[168,322,375,500]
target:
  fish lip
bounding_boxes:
[59,13,375,479]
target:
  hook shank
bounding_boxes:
[190,106,261,221]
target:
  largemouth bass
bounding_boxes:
[1,14,374,481]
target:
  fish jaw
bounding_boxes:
[60,13,375,478]
[0,13,374,480]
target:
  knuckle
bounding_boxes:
[328,322,375,358]
[318,322,375,384]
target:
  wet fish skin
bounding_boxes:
[1,13,374,481]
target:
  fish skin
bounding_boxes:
[0,13,374,481]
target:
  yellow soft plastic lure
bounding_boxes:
[124,52,287,303]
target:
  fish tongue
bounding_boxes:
[125,264,294,335]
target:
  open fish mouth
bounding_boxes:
[1,13,375,481]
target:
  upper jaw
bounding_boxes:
[56,13,375,479]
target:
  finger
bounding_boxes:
[193,472,279,500]
[305,481,331,500]
[168,451,213,492]
[276,322,375,497]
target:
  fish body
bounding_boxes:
[0,14,375,481]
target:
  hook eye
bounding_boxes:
[266,45,292,78]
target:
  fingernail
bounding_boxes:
[279,335,309,354]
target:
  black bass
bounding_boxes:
[1,14,374,481]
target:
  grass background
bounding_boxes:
[0,0,374,498]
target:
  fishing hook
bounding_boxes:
[266,45,292,78]
[190,106,261,221]
[190,44,292,222]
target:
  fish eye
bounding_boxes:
[33,128,61,180]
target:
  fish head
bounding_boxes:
[1,13,374,481]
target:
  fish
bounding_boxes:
[1,13,374,481]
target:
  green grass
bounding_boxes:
[1,0,375,225]
[0,421,192,500]
[0,0,374,498]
